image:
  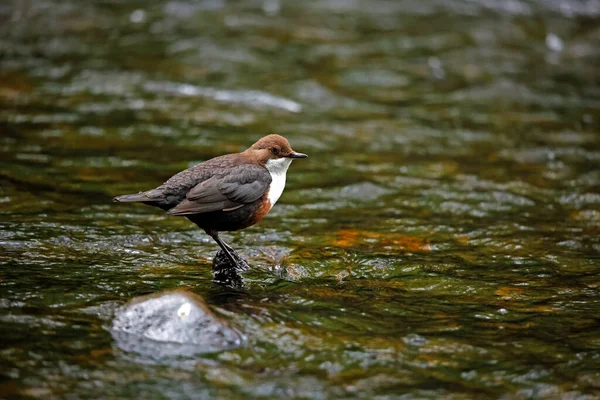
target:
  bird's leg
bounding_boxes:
[207,231,250,272]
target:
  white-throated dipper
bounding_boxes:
[113,134,307,270]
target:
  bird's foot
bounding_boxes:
[212,249,250,288]
[219,244,249,271]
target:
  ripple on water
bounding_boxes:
[144,81,302,113]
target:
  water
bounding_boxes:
[1,0,600,398]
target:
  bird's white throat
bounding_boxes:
[265,157,293,208]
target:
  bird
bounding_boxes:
[113,134,307,271]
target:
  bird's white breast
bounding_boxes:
[265,157,293,209]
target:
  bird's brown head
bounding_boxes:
[246,134,307,165]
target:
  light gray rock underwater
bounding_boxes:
[111,290,244,358]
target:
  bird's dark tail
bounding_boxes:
[113,193,149,203]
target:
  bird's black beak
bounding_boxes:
[288,151,308,159]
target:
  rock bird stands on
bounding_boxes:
[113,134,307,271]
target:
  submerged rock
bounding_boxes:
[212,249,247,288]
[111,290,244,358]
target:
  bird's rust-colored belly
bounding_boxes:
[248,193,272,226]
[185,192,272,233]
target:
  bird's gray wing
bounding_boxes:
[167,164,271,216]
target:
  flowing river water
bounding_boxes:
[1,0,600,398]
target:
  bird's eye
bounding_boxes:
[270,147,278,154]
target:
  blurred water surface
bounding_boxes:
[1,0,600,398]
